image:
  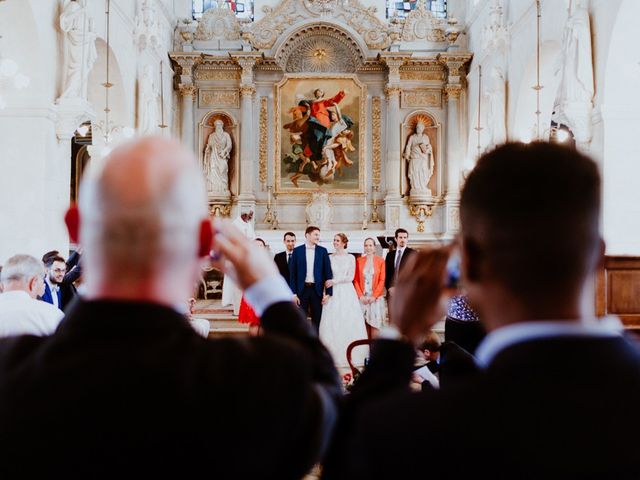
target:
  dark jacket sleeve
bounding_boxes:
[384,252,393,290]
[261,301,341,462]
[64,251,82,284]
[323,249,333,296]
[289,250,299,295]
[322,339,416,479]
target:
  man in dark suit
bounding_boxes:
[274,231,297,281]
[40,251,82,312]
[289,226,333,331]
[384,228,415,295]
[0,137,341,479]
[324,142,640,478]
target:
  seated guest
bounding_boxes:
[274,231,296,282]
[354,237,386,338]
[0,137,340,479]
[0,254,63,336]
[412,332,441,390]
[324,142,640,478]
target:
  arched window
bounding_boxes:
[386,0,447,19]
[193,0,254,21]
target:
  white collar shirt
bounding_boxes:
[475,317,624,369]
[305,245,316,283]
[0,291,64,337]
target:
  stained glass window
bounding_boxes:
[386,0,447,19]
[193,0,254,21]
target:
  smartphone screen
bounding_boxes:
[445,251,462,289]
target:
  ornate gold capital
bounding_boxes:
[239,84,256,98]
[209,204,232,218]
[385,85,402,99]
[178,84,197,97]
[444,84,463,100]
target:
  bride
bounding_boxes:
[319,233,369,368]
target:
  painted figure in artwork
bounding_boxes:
[203,119,232,195]
[404,120,434,196]
[283,88,355,188]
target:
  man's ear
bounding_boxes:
[65,205,80,244]
[198,219,213,257]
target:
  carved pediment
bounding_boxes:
[195,5,241,41]
[276,25,364,73]
[243,0,395,51]
[401,2,446,42]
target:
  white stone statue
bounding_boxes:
[138,65,159,135]
[557,1,594,105]
[59,0,97,100]
[485,65,507,148]
[203,120,232,195]
[404,121,434,196]
[305,192,332,231]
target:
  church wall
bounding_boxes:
[464,0,640,256]
[0,0,180,264]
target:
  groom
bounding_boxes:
[289,226,333,332]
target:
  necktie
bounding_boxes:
[394,249,403,280]
[287,253,291,264]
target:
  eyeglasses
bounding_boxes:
[52,268,67,274]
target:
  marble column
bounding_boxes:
[379,53,411,232]
[440,53,472,236]
[178,84,196,152]
[231,53,262,212]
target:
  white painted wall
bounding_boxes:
[464,0,640,255]
[0,0,180,264]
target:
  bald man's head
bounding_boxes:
[78,137,208,287]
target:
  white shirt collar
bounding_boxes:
[475,317,624,368]
[45,277,59,291]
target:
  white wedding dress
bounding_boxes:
[319,253,369,368]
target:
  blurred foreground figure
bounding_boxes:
[324,142,640,479]
[0,137,340,479]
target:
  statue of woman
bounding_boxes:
[203,119,232,195]
[59,0,97,99]
[138,65,158,135]
[404,121,434,195]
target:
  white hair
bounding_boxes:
[78,146,208,276]
[1,255,44,284]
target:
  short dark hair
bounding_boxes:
[460,142,601,301]
[42,250,60,264]
[255,238,266,247]
[44,255,66,268]
[395,228,409,238]
[305,226,320,236]
[283,231,296,240]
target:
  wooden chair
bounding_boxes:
[346,339,373,378]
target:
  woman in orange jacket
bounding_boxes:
[354,237,387,338]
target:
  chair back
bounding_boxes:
[346,339,373,377]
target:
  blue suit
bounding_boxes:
[289,244,333,331]
[40,282,61,309]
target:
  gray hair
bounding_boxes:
[1,255,44,284]
[78,142,208,275]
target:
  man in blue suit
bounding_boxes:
[289,225,333,332]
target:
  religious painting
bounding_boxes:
[275,75,366,194]
[401,111,442,198]
[198,111,239,198]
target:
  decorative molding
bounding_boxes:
[275,25,364,73]
[401,89,442,108]
[444,84,462,100]
[195,5,241,41]
[438,53,473,85]
[134,0,162,53]
[244,0,394,50]
[371,96,381,187]
[195,68,241,81]
[259,97,268,188]
[198,89,240,108]
[400,69,445,81]
[385,85,401,99]
[401,2,446,43]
